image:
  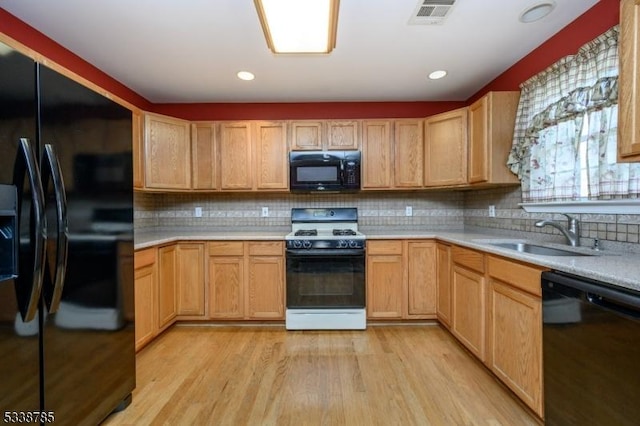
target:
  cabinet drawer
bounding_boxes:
[488,256,545,296]
[208,241,244,256]
[367,240,403,255]
[452,245,485,273]
[135,248,156,269]
[248,241,283,256]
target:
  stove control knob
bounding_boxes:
[348,240,359,248]
[293,240,302,249]
[303,240,312,249]
[337,240,348,248]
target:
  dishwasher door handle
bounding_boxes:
[586,293,640,319]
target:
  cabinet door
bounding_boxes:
[176,243,205,317]
[134,264,155,352]
[247,256,284,319]
[157,245,177,329]
[361,120,393,189]
[132,110,144,189]
[424,108,468,186]
[144,113,191,189]
[468,96,488,183]
[208,256,244,318]
[406,241,436,317]
[366,255,404,319]
[191,122,217,190]
[254,121,288,190]
[326,120,360,150]
[394,120,424,188]
[219,122,253,190]
[436,243,452,327]
[618,0,640,161]
[452,264,486,361]
[290,121,323,150]
[488,280,542,417]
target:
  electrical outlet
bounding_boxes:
[261,207,269,217]
[194,207,202,218]
[405,206,413,217]
[488,205,496,217]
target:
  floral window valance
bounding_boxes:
[507,26,640,203]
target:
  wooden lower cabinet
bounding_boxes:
[176,243,205,317]
[451,246,486,362]
[406,241,437,317]
[208,241,285,320]
[157,245,178,329]
[436,243,452,328]
[366,240,436,319]
[134,247,157,352]
[487,256,545,418]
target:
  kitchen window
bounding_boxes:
[507,25,640,213]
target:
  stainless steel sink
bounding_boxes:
[490,242,594,256]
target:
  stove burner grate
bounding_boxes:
[295,229,318,237]
[333,229,357,236]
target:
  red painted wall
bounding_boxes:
[468,0,620,104]
[0,0,621,119]
[0,8,152,110]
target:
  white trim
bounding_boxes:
[285,309,366,330]
[519,200,640,214]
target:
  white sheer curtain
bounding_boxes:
[507,26,640,202]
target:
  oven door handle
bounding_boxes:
[286,249,365,257]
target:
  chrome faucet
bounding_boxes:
[535,214,581,247]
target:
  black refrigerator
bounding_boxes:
[0,41,135,425]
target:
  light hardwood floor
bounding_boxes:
[103,324,540,426]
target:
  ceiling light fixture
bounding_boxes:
[428,70,448,80]
[254,0,339,54]
[519,1,556,23]
[237,71,255,81]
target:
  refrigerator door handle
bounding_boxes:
[41,144,69,313]
[12,138,47,322]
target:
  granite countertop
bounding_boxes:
[135,228,640,293]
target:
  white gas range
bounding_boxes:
[284,208,366,330]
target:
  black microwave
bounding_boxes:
[289,150,361,192]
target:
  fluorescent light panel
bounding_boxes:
[255,0,339,54]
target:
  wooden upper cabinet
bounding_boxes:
[618,0,640,162]
[468,92,520,184]
[218,122,253,190]
[254,121,288,190]
[362,120,393,189]
[144,113,191,189]
[424,108,468,187]
[394,119,424,188]
[132,110,144,189]
[326,120,360,150]
[290,121,323,150]
[191,122,217,190]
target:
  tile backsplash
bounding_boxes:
[135,186,640,251]
[134,191,465,232]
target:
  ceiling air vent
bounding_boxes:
[409,0,456,25]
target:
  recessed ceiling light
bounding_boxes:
[237,71,255,81]
[519,1,556,23]
[428,70,448,80]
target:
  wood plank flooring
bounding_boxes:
[102,324,540,426]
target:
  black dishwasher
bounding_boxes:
[542,271,640,425]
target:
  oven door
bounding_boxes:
[286,249,365,309]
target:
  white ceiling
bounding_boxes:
[1,0,599,103]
